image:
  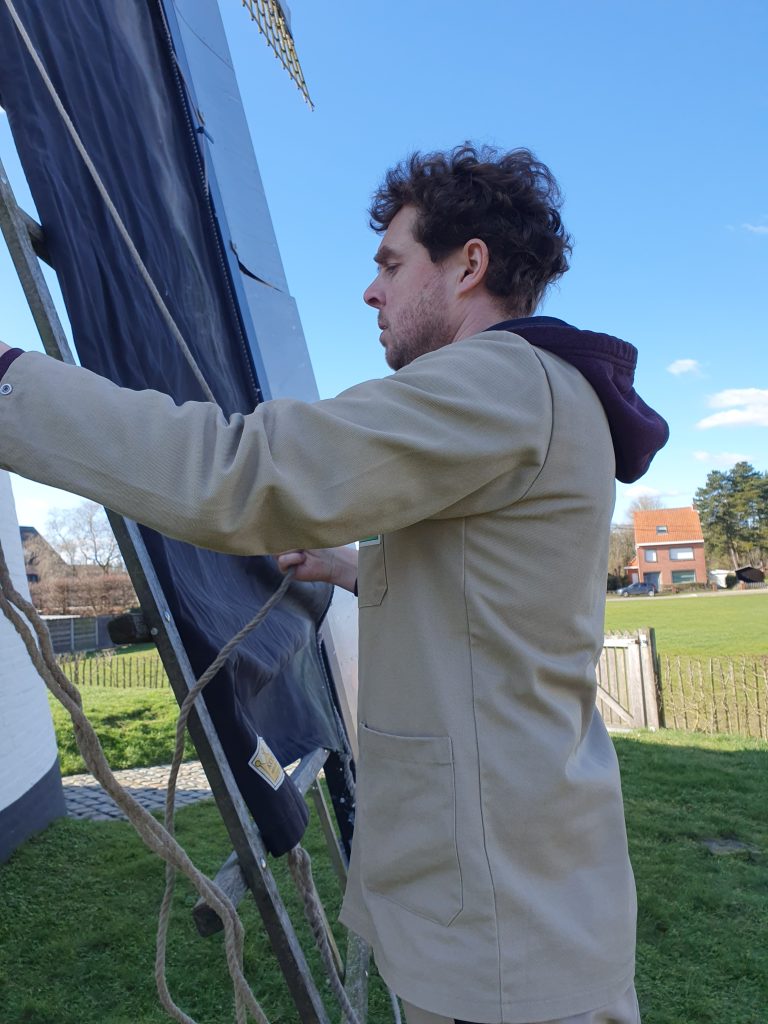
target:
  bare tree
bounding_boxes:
[46,501,124,573]
[607,523,636,580]
[627,494,663,515]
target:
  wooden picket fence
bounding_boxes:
[56,648,168,689]
[597,629,660,730]
[658,654,768,741]
[57,636,768,741]
[599,631,768,741]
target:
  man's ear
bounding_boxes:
[456,238,491,297]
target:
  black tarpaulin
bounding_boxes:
[735,566,765,584]
[0,0,346,855]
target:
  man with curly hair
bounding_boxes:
[0,145,666,1024]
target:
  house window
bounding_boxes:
[644,549,658,562]
[672,570,696,584]
[656,525,668,534]
[670,547,694,561]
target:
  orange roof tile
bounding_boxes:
[633,506,703,544]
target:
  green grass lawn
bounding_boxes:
[0,792,394,1024]
[1,730,765,1023]
[49,686,194,775]
[605,592,768,656]
[615,730,767,1023]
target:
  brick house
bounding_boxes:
[19,526,137,615]
[626,507,707,590]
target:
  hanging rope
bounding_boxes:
[154,567,296,1024]
[2,0,216,403]
[0,538,363,1024]
[0,3,366,1021]
[0,540,268,1024]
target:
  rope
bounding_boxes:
[160,581,362,1024]
[0,539,363,1024]
[156,568,296,1024]
[1,4,368,1020]
[287,846,361,1024]
[2,0,216,403]
[0,539,268,1024]
[341,751,357,801]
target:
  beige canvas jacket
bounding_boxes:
[0,331,636,1022]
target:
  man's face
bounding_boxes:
[363,206,453,371]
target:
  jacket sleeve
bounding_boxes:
[0,334,552,554]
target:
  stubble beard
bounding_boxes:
[384,287,452,372]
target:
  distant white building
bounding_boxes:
[0,471,65,862]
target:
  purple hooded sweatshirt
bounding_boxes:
[488,316,669,484]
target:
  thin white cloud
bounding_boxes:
[697,388,768,429]
[708,388,767,408]
[623,485,685,502]
[667,359,701,376]
[743,223,768,235]
[624,485,662,499]
[693,451,751,468]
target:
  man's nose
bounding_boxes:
[363,279,382,308]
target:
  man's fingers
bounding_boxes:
[276,550,306,572]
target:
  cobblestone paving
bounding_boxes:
[61,760,212,821]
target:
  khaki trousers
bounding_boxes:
[402,984,640,1024]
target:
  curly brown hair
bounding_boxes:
[369,144,572,317]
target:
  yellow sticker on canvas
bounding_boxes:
[248,737,285,791]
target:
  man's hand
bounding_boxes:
[276,546,358,593]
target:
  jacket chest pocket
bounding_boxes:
[357,724,463,926]
[357,535,387,607]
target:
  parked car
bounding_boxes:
[617,581,656,597]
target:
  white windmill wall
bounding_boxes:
[0,471,65,861]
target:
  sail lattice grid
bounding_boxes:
[241,0,313,107]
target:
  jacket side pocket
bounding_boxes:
[358,724,462,926]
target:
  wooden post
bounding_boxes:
[637,628,660,729]
[309,780,348,892]
[649,627,664,727]
[731,660,741,735]
[344,932,371,1023]
[625,638,645,728]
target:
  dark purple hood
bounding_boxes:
[488,317,669,484]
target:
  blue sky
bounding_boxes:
[1,0,766,531]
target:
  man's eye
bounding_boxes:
[384,264,398,276]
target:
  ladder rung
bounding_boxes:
[192,850,246,937]
[18,207,50,264]
[291,747,329,795]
